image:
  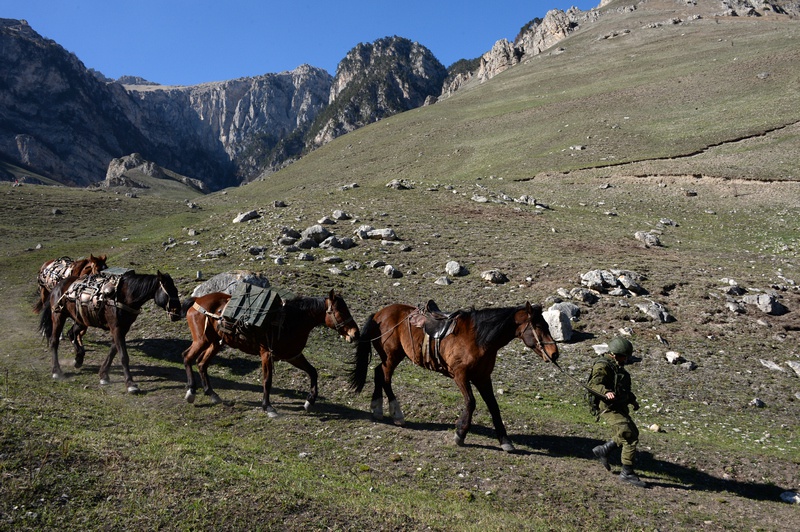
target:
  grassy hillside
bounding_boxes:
[1,2,799,530]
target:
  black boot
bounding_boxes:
[592,440,616,471]
[619,465,647,487]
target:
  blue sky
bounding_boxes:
[6,1,599,86]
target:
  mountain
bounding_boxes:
[1,0,799,190]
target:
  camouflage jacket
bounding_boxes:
[588,355,638,413]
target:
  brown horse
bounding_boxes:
[182,289,360,416]
[34,255,108,314]
[349,302,559,452]
[39,270,182,393]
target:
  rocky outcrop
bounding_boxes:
[309,37,447,148]
[0,18,331,190]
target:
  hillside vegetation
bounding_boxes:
[1,2,799,530]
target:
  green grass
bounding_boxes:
[2,4,800,530]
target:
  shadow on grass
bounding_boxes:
[514,432,790,502]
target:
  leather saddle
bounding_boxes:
[409,299,462,370]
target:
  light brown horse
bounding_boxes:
[182,289,360,417]
[349,302,559,452]
[34,255,108,314]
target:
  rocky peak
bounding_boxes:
[309,36,447,148]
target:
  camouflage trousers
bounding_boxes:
[600,410,639,466]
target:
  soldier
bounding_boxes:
[588,336,647,487]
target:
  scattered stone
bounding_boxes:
[680,361,697,371]
[665,351,685,364]
[297,253,315,261]
[542,308,572,342]
[759,359,786,373]
[434,276,452,286]
[749,398,765,408]
[204,249,227,259]
[191,270,270,297]
[648,424,663,433]
[233,210,260,223]
[384,265,402,278]
[743,293,788,315]
[386,179,413,190]
[367,259,386,268]
[634,231,662,247]
[445,261,465,276]
[301,224,332,243]
[332,210,351,220]
[786,361,800,377]
[549,301,580,321]
[635,299,675,323]
[780,491,800,504]
[481,269,509,284]
[273,200,287,208]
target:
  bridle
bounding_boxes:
[523,318,558,358]
[326,298,356,336]
[158,280,182,319]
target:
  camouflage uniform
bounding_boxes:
[589,355,640,466]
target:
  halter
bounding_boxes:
[523,318,558,356]
[159,280,182,319]
[326,299,355,335]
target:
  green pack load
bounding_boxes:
[221,283,293,329]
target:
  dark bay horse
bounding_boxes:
[39,270,181,393]
[349,302,559,452]
[182,289,360,417]
[34,254,108,314]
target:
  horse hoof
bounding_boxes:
[501,442,516,453]
[127,385,140,394]
[73,360,83,369]
[209,394,223,405]
[185,390,196,404]
[370,399,384,420]
[303,400,312,412]
[100,378,111,386]
[454,433,465,447]
[265,406,279,418]
[52,372,64,381]
[393,418,406,427]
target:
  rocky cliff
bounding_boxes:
[0,18,331,190]
[308,37,447,148]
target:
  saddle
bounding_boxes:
[409,299,462,370]
[39,257,75,290]
[63,271,130,326]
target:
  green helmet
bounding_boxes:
[608,336,633,357]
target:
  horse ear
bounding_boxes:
[329,288,336,301]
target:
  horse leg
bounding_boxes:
[49,310,69,380]
[260,352,278,418]
[183,340,216,404]
[474,377,514,452]
[67,323,87,368]
[116,338,139,394]
[376,355,405,426]
[285,354,318,412]
[98,344,117,386]
[453,375,477,447]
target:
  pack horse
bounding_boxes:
[39,269,182,393]
[182,285,360,416]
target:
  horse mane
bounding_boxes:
[119,272,160,304]
[470,306,525,348]
[284,295,325,315]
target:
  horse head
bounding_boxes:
[520,302,559,363]
[88,254,108,274]
[156,271,182,322]
[325,289,360,343]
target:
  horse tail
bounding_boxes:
[348,313,377,393]
[38,301,53,339]
[33,289,45,314]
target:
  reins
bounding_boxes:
[540,349,608,401]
